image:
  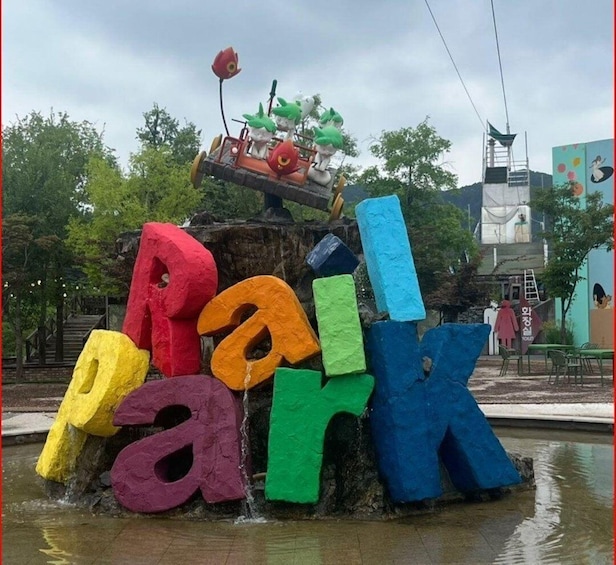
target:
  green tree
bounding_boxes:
[2,214,48,379]
[359,120,478,306]
[197,177,263,221]
[532,183,614,341]
[137,103,201,165]
[2,111,109,370]
[67,105,206,294]
[68,145,203,294]
[363,118,457,211]
[423,253,488,323]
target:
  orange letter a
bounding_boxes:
[197,275,320,390]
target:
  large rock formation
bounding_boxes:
[115,218,362,319]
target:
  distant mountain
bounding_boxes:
[342,184,369,204]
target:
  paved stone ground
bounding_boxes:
[469,360,614,404]
[2,358,612,411]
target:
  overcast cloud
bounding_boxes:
[3,0,613,186]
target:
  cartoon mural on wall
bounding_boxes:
[593,283,612,309]
[553,138,614,348]
[554,146,586,197]
[589,155,614,184]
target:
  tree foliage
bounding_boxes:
[67,105,206,294]
[531,182,614,340]
[137,103,201,165]
[2,111,109,374]
[358,120,479,314]
[363,118,457,209]
[68,146,203,294]
[423,253,488,323]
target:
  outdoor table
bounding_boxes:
[577,349,614,386]
[525,343,576,373]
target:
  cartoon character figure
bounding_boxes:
[589,155,614,184]
[593,283,612,309]
[267,139,300,176]
[307,126,344,186]
[242,103,276,160]
[494,300,519,350]
[319,107,344,130]
[598,295,612,309]
[271,98,302,140]
[590,156,606,182]
[293,92,316,120]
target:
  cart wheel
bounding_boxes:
[209,134,223,155]
[190,151,207,188]
[329,194,344,222]
[333,174,346,198]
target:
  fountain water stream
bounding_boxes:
[236,365,265,523]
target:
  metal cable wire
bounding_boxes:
[490,0,511,133]
[423,0,485,131]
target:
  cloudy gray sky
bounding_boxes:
[3,0,613,187]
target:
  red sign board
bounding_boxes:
[519,295,542,354]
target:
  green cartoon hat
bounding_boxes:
[272,98,303,124]
[242,103,276,133]
[313,126,343,149]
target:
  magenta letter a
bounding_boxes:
[111,375,245,513]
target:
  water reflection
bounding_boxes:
[2,430,613,564]
[496,431,614,565]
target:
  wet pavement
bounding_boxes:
[3,357,613,442]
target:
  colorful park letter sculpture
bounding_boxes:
[355,195,426,321]
[198,275,320,390]
[111,375,244,513]
[356,195,521,501]
[265,368,374,503]
[36,330,150,482]
[265,274,373,503]
[366,321,521,501]
[313,274,366,376]
[122,222,218,377]
[35,194,522,512]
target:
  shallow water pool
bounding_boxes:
[2,429,613,564]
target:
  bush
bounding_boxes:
[541,320,574,345]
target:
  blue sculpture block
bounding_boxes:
[355,195,425,321]
[366,320,521,502]
[306,233,359,277]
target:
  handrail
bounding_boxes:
[24,296,107,362]
[81,314,107,346]
[25,315,57,362]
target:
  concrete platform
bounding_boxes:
[2,412,58,445]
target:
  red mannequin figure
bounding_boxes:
[494,300,519,350]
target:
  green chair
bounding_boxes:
[548,349,583,385]
[499,345,522,376]
[578,342,599,374]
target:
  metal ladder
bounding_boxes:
[523,269,540,303]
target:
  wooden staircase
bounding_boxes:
[27,314,105,365]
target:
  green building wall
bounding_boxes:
[551,139,614,347]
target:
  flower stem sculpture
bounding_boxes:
[211,47,241,136]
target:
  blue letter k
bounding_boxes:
[366,321,522,502]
